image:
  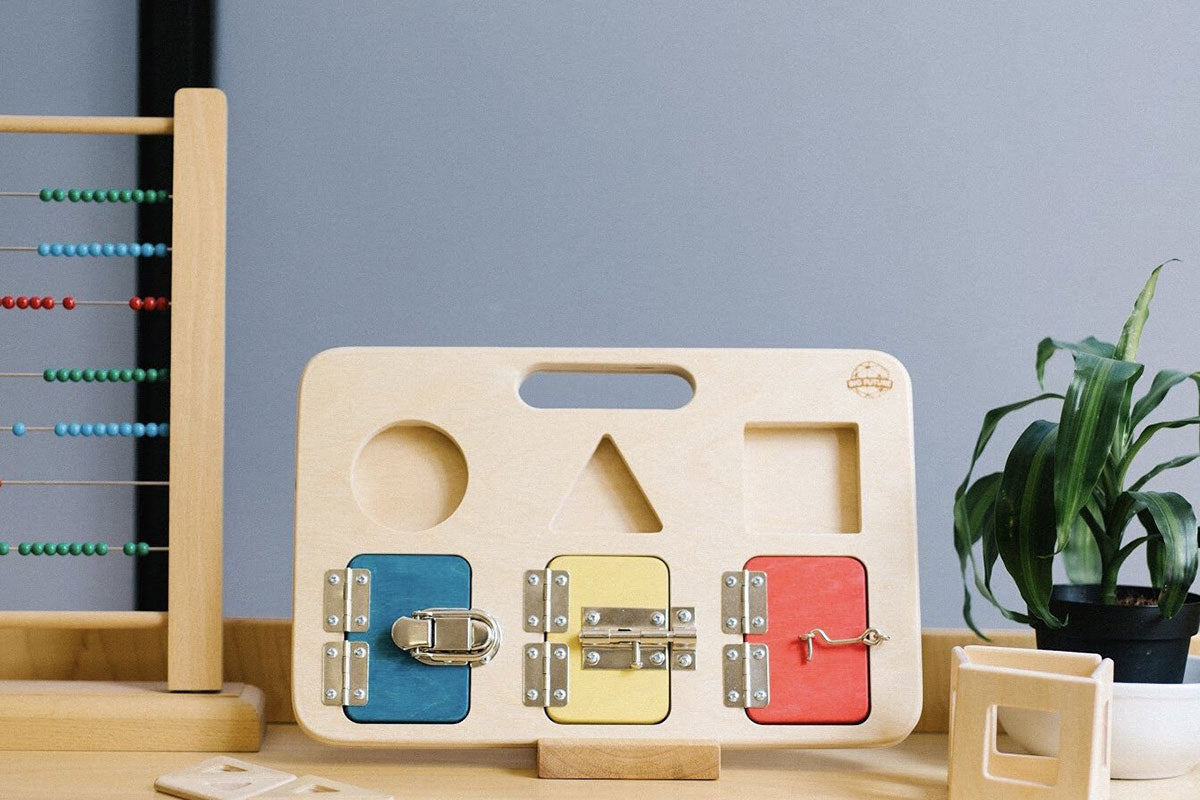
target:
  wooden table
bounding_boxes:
[3,724,1198,799]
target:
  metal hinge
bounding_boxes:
[391,608,502,667]
[722,642,769,708]
[522,568,569,633]
[522,641,570,707]
[323,568,371,633]
[721,570,767,635]
[322,640,369,707]
[579,606,697,671]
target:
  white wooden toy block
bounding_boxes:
[948,645,1113,800]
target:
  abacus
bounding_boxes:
[0,89,265,751]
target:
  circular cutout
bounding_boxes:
[351,423,468,531]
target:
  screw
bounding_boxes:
[584,611,601,625]
[325,688,338,699]
[353,615,368,627]
[355,574,368,585]
[353,688,366,700]
[554,647,567,660]
[727,690,741,703]
[552,689,567,701]
[554,574,568,586]
[526,647,540,660]
[677,653,693,668]
[751,615,765,628]
[585,651,601,666]
[649,651,666,666]
[753,648,766,660]
[753,690,767,703]
[651,612,666,626]
[676,609,693,623]
[726,648,739,660]
[527,615,540,627]
[326,615,339,627]
[527,573,540,585]
[725,617,738,629]
[354,646,367,658]
[553,615,567,628]
[328,574,340,585]
[724,575,737,587]
[750,575,764,588]
[326,647,338,658]
[526,689,539,700]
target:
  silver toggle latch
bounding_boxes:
[798,627,889,661]
[721,570,767,634]
[391,608,502,667]
[323,568,370,633]
[579,606,697,671]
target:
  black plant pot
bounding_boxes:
[1033,584,1200,684]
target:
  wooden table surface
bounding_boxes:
[3,725,1198,799]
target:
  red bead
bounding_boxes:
[16,296,28,309]
[29,296,41,309]
[42,297,54,309]
[143,296,157,311]
[157,296,169,311]
[129,296,143,311]
[62,296,76,310]
[1,297,12,309]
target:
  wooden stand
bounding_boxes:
[537,739,720,780]
[0,90,263,750]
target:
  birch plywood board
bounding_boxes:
[293,348,920,748]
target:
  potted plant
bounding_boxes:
[952,261,1200,777]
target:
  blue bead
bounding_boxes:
[63,244,76,256]
[67,423,81,436]
[132,422,145,437]
[106,422,119,436]
[102,243,115,256]
[142,243,154,254]
[88,243,102,256]
[12,422,26,436]
[50,243,63,256]
[128,243,142,257]
[75,243,88,257]
[144,423,158,437]
[92,423,106,437]
[119,423,133,437]
[159,423,169,437]
[54,423,67,437]
[154,243,168,257]
[37,243,50,256]
[114,243,129,257]
[80,423,93,437]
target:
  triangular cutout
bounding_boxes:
[551,435,662,532]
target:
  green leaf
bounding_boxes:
[1035,336,1116,390]
[1114,259,1178,361]
[1130,370,1200,428]
[995,420,1062,627]
[1129,452,1200,492]
[1129,491,1198,618]
[1054,353,1144,551]
[1119,416,1200,484]
[1063,515,1102,584]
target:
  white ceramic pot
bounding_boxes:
[998,655,1200,780]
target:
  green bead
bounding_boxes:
[69,369,83,382]
[144,190,157,204]
[158,189,170,202]
[43,369,55,382]
[132,368,146,382]
[82,542,95,555]
[0,543,8,556]
[119,190,133,202]
[160,368,169,381]
[83,369,95,382]
[95,542,108,555]
[136,542,150,556]
[42,542,55,556]
[56,368,70,382]
[131,189,145,202]
[29,543,42,555]
[39,188,52,202]
[69,542,82,555]
[81,189,94,202]
[56,543,69,555]
[52,188,66,201]
[123,542,136,556]
[93,189,106,203]
[145,368,159,382]
[108,369,123,382]
[18,543,31,555]
[106,189,120,202]
[67,189,81,202]
[95,369,107,382]
[120,369,134,382]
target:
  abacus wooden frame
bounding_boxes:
[0,89,259,751]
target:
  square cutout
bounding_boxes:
[743,424,861,533]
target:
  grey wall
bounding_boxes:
[0,2,140,609]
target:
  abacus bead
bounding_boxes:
[56,543,69,555]
[119,423,133,436]
[159,423,169,437]
[37,243,50,256]
[12,422,26,436]
[67,423,80,436]
[106,189,120,202]
[129,297,143,311]
[0,542,7,555]
[123,542,136,556]
[154,243,168,257]
[63,296,76,310]
[39,188,52,201]
[156,296,169,310]
[81,542,95,555]
[43,543,56,556]
[69,369,82,381]
[143,297,157,311]
[15,296,28,309]
[94,369,107,382]
[80,423,93,436]
[120,369,133,382]
[107,369,122,382]
[158,190,170,202]
[42,297,54,309]
[50,243,63,256]
[114,243,128,256]
[63,244,76,256]
[132,422,145,437]
[132,368,146,382]
[29,297,42,309]
[88,243,102,256]
[131,189,145,202]
[95,542,108,555]
[93,189,106,202]
[92,422,106,437]
[119,189,132,202]
[144,190,157,204]
[69,542,82,555]
[129,243,142,257]
[141,242,154,255]
[2,297,13,309]
[17,543,28,555]
[30,543,42,555]
[80,189,94,201]
[82,369,94,382]
[68,189,81,202]
[55,368,69,381]
[43,369,54,381]
[52,188,66,201]
[54,422,67,436]
[145,422,158,437]
[145,368,159,382]
[106,422,119,436]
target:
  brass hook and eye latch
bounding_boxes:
[797,627,889,661]
[391,608,502,667]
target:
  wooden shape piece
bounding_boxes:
[537,738,720,780]
[155,756,295,800]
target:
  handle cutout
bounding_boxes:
[520,369,693,410]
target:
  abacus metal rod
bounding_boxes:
[0,192,39,197]
[1,480,169,487]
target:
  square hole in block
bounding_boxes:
[743,424,861,533]
[989,706,1061,786]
